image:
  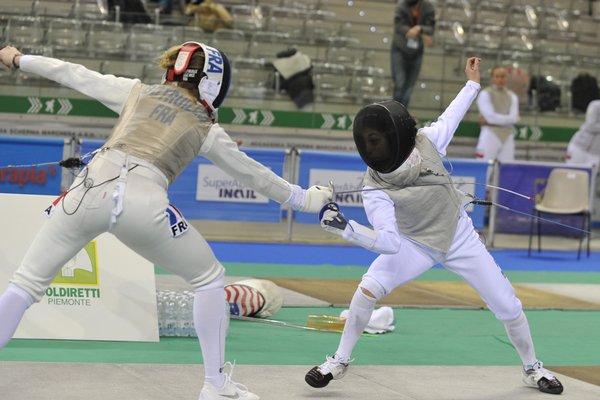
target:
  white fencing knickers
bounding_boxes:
[11,149,224,302]
[363,209,523,322]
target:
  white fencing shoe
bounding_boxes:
[305,354,350,388]
[522,361,564,395]
[199,362,259,400]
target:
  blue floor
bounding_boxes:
[208,241,600,272]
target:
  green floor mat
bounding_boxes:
[2,308,599,366]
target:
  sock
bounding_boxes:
[335,288,377,362]
[503,311,537,367]
[0,284,34,348]
[193,275,227,388]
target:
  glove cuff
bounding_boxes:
[287,184,306,211]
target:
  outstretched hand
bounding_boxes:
[465,57,481,84]
[0,46,22,70]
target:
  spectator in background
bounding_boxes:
[566,99,600,169]
[185,0,233,33]
[391,0,435,108]
[147,0,174,15]
[107,0,152,23]
[476,66,519,161]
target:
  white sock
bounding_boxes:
[335,288,376,362]
[503,311,537,367]
[0,284,34,348]
[193,275,227,388]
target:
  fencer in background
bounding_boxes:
[305,58,563,395]
[566,99,600,171]
[0,44,331,400]
[475,66,520,161]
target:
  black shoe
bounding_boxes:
[305,355,349,388]
[305,366,333,388]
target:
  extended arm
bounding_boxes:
[421,80,481,156]
[200,124,331,211]
[420,57,481,156]
[19,55,139,115]
[477,91,520,126]
[0,46,138,115]
[321,187,402,254]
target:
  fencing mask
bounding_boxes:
[352,100,417,173]
[162,41,231,113]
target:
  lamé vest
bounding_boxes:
[103,83,212,183]
[362,132,467,253]
[483,86,514,142]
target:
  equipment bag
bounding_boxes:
[529,75,561,112]
[571,73,599,113]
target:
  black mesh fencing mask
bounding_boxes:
[352,100,417,173]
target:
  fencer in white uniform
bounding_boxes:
[566,99,600,170]
[0,44,331,400]
[305,58,563,395]
[475,66,519,162]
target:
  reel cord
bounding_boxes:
[61,164,139,216]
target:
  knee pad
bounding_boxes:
[493,296,523,322]
[358,276,386,301]
[194,270,225,292]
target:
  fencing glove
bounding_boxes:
[289,184,332,213]
[319,202,348,236]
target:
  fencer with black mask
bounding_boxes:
[0,44,331,400]
[306,58,564,395]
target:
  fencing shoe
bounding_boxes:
[522,361,564,395]
[199,362,259,400]
[305,354,350,388]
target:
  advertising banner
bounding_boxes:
[196,164,270,204]
[170,148,287,222]
[445,159,489,228]
[0,194,159,342]
[0,136,64,195]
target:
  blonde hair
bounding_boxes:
[156,44,206,99]
[158,45,183,69]
[157,44,206,70]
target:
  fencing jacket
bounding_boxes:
[19,55,292,204]
[342,80,481,254]
[362,133,466,253]
[570,100,600,156]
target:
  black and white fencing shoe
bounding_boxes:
[522,361,564,395]
[305,354,350,388]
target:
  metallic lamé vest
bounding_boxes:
[483,86,514,142]
[103,83,212,182]
[362,133,467,253]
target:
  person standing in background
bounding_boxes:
[391,0,435,108]
[566,99,600,170]
[476,66,520,161]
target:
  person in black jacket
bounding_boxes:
[391,0,435,108]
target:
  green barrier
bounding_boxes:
[0,95,577,142]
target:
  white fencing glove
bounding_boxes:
[319,202,349,237]
[288,184,333,213]
[0,46,22,70]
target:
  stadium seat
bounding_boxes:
[88,21,127,58]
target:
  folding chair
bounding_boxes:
[528,168,591,259]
